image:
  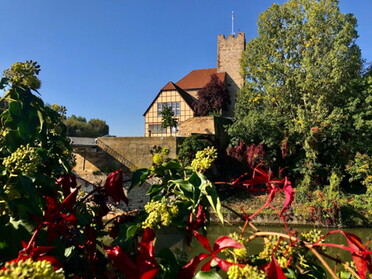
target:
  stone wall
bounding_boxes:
[73,146,124,176]
[178,116,216,137]
[98,136,179,168]
[178,116,231,149]
[217,32,246,117]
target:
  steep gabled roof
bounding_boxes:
[143,82,196,116]
[176,68,226,90]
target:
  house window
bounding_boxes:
[157,102,180,116]
[149,124,166,134]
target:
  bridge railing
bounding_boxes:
[96,138,137,172]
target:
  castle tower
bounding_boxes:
[217,32,246,116]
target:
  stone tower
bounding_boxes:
[217,32,246,116]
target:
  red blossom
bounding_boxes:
[104,170,129,205]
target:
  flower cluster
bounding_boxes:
[191,146,217,173]
[0,259,64,279]
[227,264,266,279]
[259,235,294,268]
[223,232,248,261]
[2,144,41,175]
[142,199,179,229]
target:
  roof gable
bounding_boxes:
[143,82,196,116]
[176,68,226,90]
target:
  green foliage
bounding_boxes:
[178,135,211,166]
[160,105,178,136]
[346,152,372,194]
[3,60,41,90]
[229,0,370,194]
[0,62,73,258]
[64,114,109,137]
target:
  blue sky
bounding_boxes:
[0,0,371,136]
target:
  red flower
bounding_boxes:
[104,170,129,205]
[105,228,159,279]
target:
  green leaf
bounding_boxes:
[173,179,194,193]
[126,223,140,239]
[64,246,74,257]
[37,109,44,132]
[147,184,164,197]
[194,271,223,279]
[162,159,182,170]
[201,180,223,224]
[129,168,150,191]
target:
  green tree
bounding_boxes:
[229,0,368,193]
[89,118,109,136]
[160,105,178,136]
[64,115,109,137]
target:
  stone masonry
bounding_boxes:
[217,32,246,116]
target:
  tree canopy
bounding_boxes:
[160,105,178,136]
[194,73,229,116]
[228,0,370,193]
[64,115,109,137]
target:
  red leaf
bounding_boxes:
[61,186,80,211]
[193,230,212,252]
[104,170,129,205]
[265,256,287,279]
[138,228,157,275]
[105,245,139,278]
[179,254,209,279]
[56,174,77,197]
[213,235,244,253]
[140,269,159,279]
[317,230,372,279]
[280,178,294,215]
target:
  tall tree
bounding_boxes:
[194,74,229,116]
[160,105,178,136]
[229,0,367,192]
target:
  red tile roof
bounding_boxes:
[176,68,226,90]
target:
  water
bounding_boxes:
[156,224,371,277]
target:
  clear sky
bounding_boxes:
[0,0,371,136]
